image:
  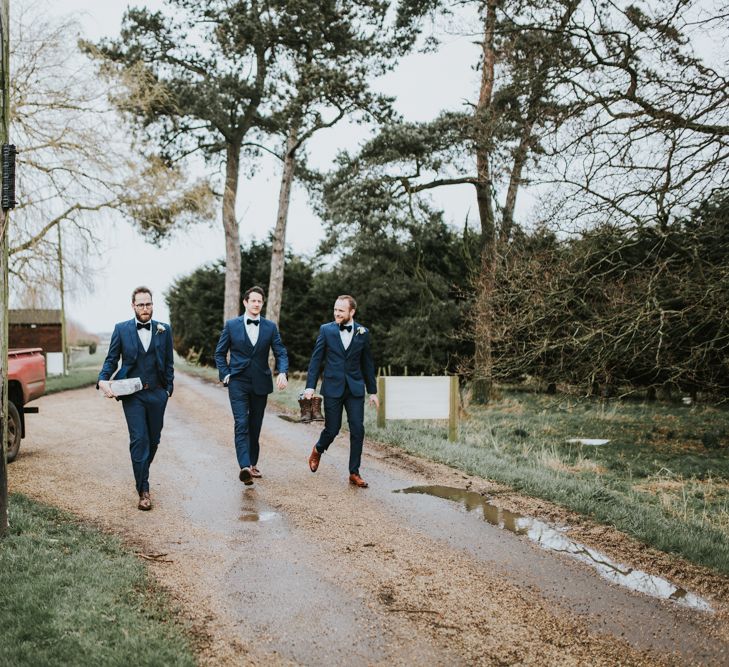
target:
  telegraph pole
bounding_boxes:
[0,0,11,537]
[57,222,67,375]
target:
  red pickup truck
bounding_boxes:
[7,348,45,462]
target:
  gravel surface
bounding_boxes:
[9,372,729,666]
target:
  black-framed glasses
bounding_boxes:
[134,303,153,309]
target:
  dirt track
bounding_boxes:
[10,372,729,665]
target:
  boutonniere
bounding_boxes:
[356,326,366,336]
[156,323,166,335]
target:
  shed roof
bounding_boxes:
[9,309,62,325]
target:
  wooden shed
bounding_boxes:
[9,309,62,352]
[9,310,65,374]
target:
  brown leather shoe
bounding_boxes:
[308,446,321,473]
[349,474,369,488]
[250,466,262,478]
[239,467,254,485]
[137,491,152,510]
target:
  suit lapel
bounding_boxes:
[150,319,160,360]
[331,322,346,355]
[344,321,360,357]
[126,319,139,361]
[257,318,272,349]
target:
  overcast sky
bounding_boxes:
[35,1,479,333]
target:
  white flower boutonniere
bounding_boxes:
[156,323,166,335]
[356,326,366,336]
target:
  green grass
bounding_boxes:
[45,349,108,395]
[0,494,196,667]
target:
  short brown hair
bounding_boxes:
[131,286,153,303]
[244,285,265,302]
[336,294,357,310]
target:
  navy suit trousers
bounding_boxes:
[121,388,168,494]
[227,376,268,468]
[316,387,365,474]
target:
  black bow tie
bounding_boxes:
[339,323,352,332]
[247,318,260,326]
[136,322,151,330]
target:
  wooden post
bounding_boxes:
[448,376,459,442]
[377,376,386,429]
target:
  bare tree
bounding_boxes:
[9,2,213,307]
[538,0,729,232]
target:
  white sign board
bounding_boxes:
[384,376,451,420]
[45,352,64,376]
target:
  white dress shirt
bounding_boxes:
[339,321,354,350]
[245,313,260,345]
[136,320,152,352]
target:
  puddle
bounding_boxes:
[240,511,279,522]
[395,485,712,613]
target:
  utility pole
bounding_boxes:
[57,222,67,375]
[0,0,11,537]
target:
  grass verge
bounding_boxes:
[0,494,196,667]
[45,349,107,395]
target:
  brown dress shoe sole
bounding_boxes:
[137,497,152,511]
[239,468,254,485]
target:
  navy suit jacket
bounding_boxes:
[306,321,377,398]
[98,319,175,395]
[214,316,289,395]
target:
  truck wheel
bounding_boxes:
[6,401,21,463]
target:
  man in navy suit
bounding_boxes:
[215,286,289,484]
[98,286,174,511]
[304,295,379,488]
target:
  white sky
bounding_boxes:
[35,0,480,333]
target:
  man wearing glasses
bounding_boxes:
[98,286,174,511]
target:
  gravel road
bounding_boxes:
[10,372,729,665]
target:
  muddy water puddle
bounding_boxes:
[396,485,712,613]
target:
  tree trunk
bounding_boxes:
[266,123,299,327]
[222,141,242,322]
[502,117,535,243]
[472,245,496,404]
[471,0,498,404]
